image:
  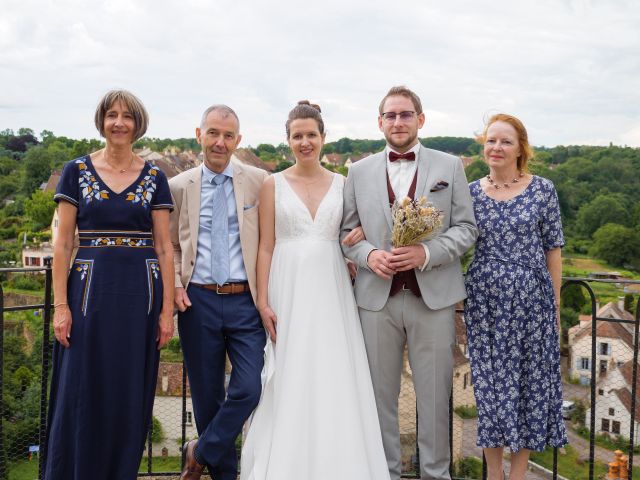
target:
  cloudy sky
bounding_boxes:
[1,0,638,148]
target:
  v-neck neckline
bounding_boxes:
[86,155,148,196]
[281,173,337,222]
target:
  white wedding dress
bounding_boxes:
[240,172,390,480]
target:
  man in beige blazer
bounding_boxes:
[169,105,267,480]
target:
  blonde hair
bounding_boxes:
[378,86,423,115]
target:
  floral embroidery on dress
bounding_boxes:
[76,158,109,202]
[73,259,94,316]
[145,259,160,314]
[90,237,149,247]
[126,168,158,208]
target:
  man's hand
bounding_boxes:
[174,287,192,312]
[389,245,426,272]
[367,249,396,280]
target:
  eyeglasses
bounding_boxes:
[381,111,416,123]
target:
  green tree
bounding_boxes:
[624,294,636,316]
[21,147,55,195]
[561,284,588,312]
[150,416,165,443]
[590,223,640,269]
[464,159,488,182]
[24,190,56,230]
[576,195,631,237]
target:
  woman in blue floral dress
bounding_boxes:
[45,90,175,480]
[464,113,567,480]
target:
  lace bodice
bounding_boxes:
[274,172,343,242]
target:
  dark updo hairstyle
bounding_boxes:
[285,100,324,138]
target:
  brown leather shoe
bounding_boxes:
[180,439,205,480]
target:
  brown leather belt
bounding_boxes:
[190,282,250,295]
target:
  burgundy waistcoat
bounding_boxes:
[387,170,421,297]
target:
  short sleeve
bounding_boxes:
[54,159,80,207]
[540,180,564,251]
[151,169,174,211]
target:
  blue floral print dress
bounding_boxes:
[464,175,568,452]
[45,156,173,480]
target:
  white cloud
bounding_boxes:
[0,0,639,147]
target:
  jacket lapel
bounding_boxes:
[186,169,201,257]
[415,145,431,199]
[374,152,393,230]
[232,159,245,230]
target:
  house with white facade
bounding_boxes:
[151,362,198,456]
[586,360,640,443]
[567,301,635,384]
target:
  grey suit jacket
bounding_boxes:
[340,145,478,311]
[169,158,268,303]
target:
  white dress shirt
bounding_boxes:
[385,143,430,270]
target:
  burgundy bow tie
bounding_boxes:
[389,151,416,162]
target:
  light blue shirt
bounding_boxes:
[191,162,247,284]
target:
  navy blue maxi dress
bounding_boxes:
[45,155,173,480]
[464,175,568,452]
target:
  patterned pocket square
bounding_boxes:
[430,181,449,192]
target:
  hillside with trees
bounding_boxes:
[1,129,639,274]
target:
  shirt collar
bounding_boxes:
[202,161,234,184]
[385,142,421,163]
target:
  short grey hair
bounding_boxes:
[200,105,240,130]
[95,89,148,141]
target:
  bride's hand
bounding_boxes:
[341,226,365,247]
[259,305,278,343]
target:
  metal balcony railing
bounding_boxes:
[1,260,639,479]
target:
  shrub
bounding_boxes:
[454,405,478,419]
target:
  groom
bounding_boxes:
[169,105,267,480]
[341,86,477,480]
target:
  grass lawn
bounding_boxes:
[528,444,640,480]
[8,459,38,480]
[530,445,607,480]
[6,456,183,479]
[563,256,640,304]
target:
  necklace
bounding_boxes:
[486,171,524,189]
[104,151,135,173]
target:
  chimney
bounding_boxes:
[162,369,169,393]
[619,297,625,312]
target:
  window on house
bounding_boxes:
[579,357,590,370]
[463,372,469,390]
[609,408,615,416]
[186,411,193,425]
[599,342,610,355]
[612,421,621,434]
[598,389,604,396]
[602,419,610,432]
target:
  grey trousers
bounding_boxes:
[359,291,455,480]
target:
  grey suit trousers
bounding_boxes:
[359,291,455,480]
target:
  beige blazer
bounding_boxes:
[169,158,268,302]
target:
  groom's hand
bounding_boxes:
[367,250,396,280]
[389,245,426,272]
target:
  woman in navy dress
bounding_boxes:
[45,90,175,480]
[464,113,567,480]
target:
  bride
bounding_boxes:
[240,101,390,480]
